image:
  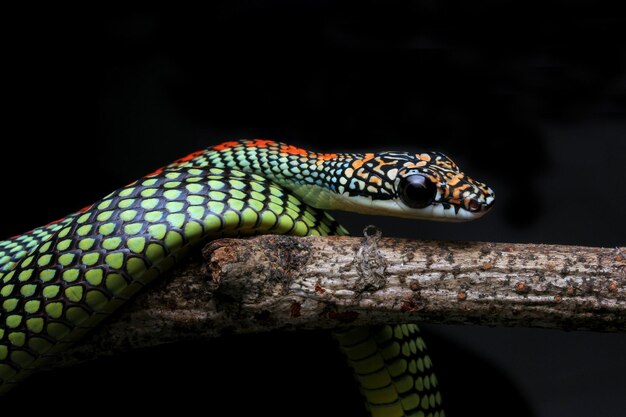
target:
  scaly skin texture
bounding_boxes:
[0,140,495,417]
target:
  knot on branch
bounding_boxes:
[354,225,388,293]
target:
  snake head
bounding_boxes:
[339,151,495,221]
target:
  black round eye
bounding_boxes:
[398,175,437,208]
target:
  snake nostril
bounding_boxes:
[467,199,481,211]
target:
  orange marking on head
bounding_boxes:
[419,153,432,162]
[447,173,463,186]
[427,174,440,183]
[280,144,308,156]
[214,141,240,151]
[404,161,427,169]
[369,176,382,186]
[248,139,277,148]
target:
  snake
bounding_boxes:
[0,139,494,415]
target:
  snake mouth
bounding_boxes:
[441,192,495,221]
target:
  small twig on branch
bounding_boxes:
[54,234,625,368]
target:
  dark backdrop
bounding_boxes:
[3,4,625,416]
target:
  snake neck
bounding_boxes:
[164,139,394,212]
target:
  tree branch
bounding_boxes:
[54,234,626,368]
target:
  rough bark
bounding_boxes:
[54,233,626,368]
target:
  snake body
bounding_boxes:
[0,139,494,416]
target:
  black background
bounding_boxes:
[3,4,626,416]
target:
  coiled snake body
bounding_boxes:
[0,140,494,416]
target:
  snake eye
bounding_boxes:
[398,175,437,208]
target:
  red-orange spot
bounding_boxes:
[514,281,529,294]
[214,141,240,151]
[280,144,308,156]
[77,204,93,214]
[178,149,205,162]
[145,168,164,177]
[247,139,277,148]
[317,153,338,161]
[43,218,65,227]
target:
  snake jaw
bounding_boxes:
[394,198,493,222]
